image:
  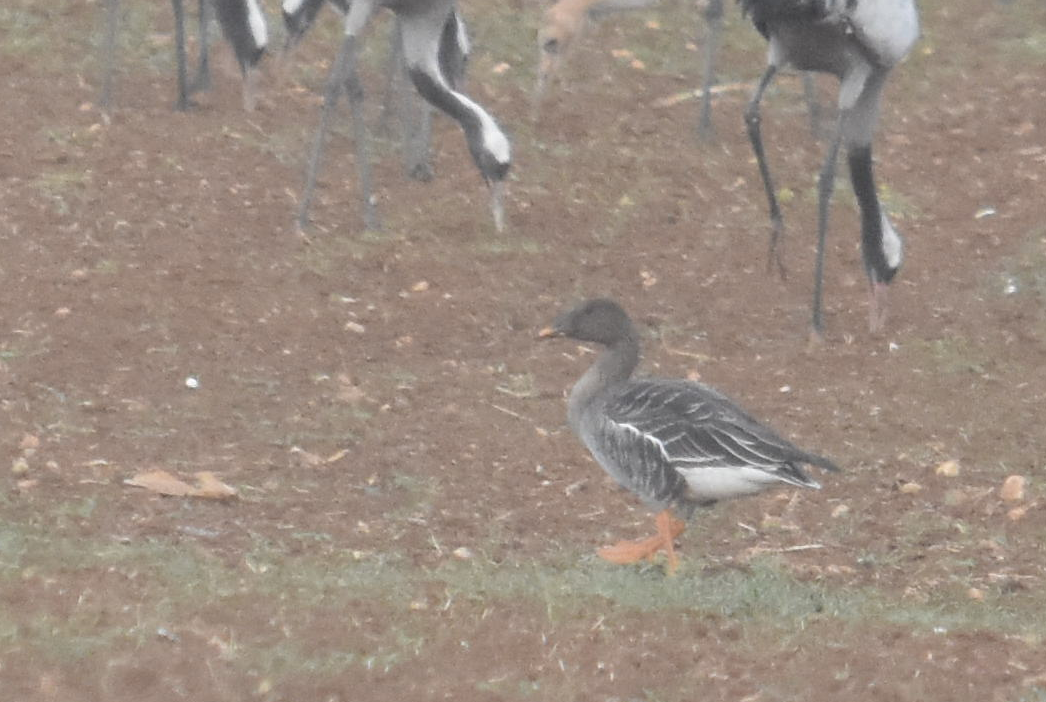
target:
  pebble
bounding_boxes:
[1000,475,1026,502]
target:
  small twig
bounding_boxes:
[777,543,826,553]
[661,342,712,362]
[653,81,753,108]
[487,402,529,422]
[494,385,534,399]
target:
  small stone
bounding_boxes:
[935,460,960,477]
[452,546,473,560]
[19,434,40,451]
[898,482,922,494]
[11,457,30,475]
[831,504,850,518]
[184,376,199,389]
[1000,475,1026,502]
[345,321,366,334]
[967,587,985,601]
[411,280,429,292]
[1007,506,1027,522]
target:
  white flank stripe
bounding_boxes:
[617,421,671,462]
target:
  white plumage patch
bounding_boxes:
[246,0,268,48]
[676,464,818,502]
[281,0,306,17]
[463,94,511,165]
[849,0,920,66]
[414,40,510,167]
[880,211,903,270]
[453,13,470,58]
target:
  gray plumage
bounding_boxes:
[295,0,511,233]
[741,0,920,333]
[543,299,838,520]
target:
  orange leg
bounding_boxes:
[597,509,686,574]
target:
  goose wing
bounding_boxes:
[602,380,837,491]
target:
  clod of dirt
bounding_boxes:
[1007,506,1028,522]
[1000,475,1026,502]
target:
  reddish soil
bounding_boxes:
[2,0,1046,700]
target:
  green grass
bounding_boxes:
[3,497,1046,695]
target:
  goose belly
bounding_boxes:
[676,465,785,502]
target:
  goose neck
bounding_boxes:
[567,335,640,430]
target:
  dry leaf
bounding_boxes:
[125,469,237,500]
[192,472,238,500]
[325,448,349,464]
[126,469,196,496]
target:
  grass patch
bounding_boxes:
[911,334,990,376]
[3,514,1046,693]
[991,225,1046,301]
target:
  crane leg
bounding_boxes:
[100,0,120,115]
[744,64,786,280]
[297,31,380,234]
[189,0,212,94]
[172,0,193,110]
[696,0,723,140]
[812,115,844,337]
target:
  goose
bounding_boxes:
[540,298,838,572]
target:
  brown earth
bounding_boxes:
[2,0,1046,700]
